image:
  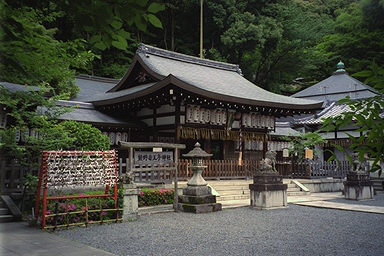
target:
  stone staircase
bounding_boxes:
[0,195,22,223]
[371,178,384,194]
[206,179,310,202]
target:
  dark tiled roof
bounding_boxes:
[72,75,118,102]
[269,122,301,136]
[136,44,321,108]
[0,81,40,92]
[293,102,351,125]
[55,100,145,127]
[96,44,322,110]
[82,83,155,102]
[292,72,380,103]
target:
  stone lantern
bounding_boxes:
[178,142,222,213]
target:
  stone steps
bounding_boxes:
[138,204,174,215]
[0,207,10,215]
[0,195,22,223]
[217,195,250,201]
[0,215,14,223]
[177,179,311,202]
[208,179,311,200]
[371,179,384,194]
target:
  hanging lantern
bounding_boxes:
[222,110,227,125]
[242,113,248,127]
[122,132,128,142]
[216,109,222,124]
[251,113,256,127]
[204,109,211,123]
[199,108,205,123]
[109,132,116,145]
[193,106,200,122]
[210,109,217,124]
[283,148,290,158]
[186,105,193,123]
[246,114,252,128]
[115,132,122,145]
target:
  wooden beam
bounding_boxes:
[119,141,186,149]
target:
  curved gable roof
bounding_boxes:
[94,44,322,110]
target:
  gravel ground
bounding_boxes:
[57,203,384,256]
[329,193,384,207]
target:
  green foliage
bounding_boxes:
[0,1,96,98]
[0,86,109,168]
[43,188,124,227]
[138,188,174,207]
[353,61,384,93]
[59,121,110,151]
[312,1,384,91]
[283,132,326,161]
[321,96,384,175]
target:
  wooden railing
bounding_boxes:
[0,160,37,195]
[118,158,355,183]
[178,159,260,179]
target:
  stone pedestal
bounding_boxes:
[249,173,287,209]
[178,142,222,213]
[344,173,374,200]
[178,185,222,213]
[122,183,139,221]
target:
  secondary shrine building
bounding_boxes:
[66,44,322,160]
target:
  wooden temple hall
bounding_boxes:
[65,44,322,163]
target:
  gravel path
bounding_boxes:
[57,204,384,256]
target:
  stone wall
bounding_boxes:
[296,178,344,192]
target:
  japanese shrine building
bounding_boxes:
[291,61,381,161]
[66,44,322,160]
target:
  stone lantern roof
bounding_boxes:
[182,143,212,158]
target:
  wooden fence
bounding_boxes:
[0,158,354,193]
[119,158,353,182]
[0,160,37,195]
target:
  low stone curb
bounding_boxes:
[293,201,384,214]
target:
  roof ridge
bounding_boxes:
[76,74,120,84]
[137,43,243,74]
[56,100,95,109]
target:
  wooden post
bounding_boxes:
[41,186,47,229]
[129,147,134,172]
[0,160,5,194]
[35,152,47,219]
[174,148,179,212]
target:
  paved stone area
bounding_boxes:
[294,200,384,214]
[2,193,384,256]
[0,222,113,256]
[57,201,384,256]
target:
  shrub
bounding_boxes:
[42,187,123,227]
[138,188,174,207]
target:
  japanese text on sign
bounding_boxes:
[135,151,173,165]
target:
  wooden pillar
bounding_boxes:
[263,138,268,158]
[129,147,134,172]
[175,99,181,143]
[173,148,179,212]
[152,108,158,142]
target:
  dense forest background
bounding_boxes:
[1,0,383,99]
